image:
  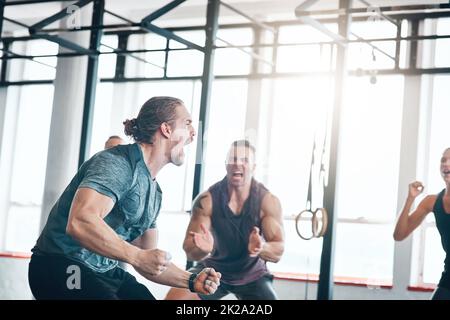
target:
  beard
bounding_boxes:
[170,141,186,166]
[169,127,193,166]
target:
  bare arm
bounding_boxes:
[132,230,188,288]
[182,192,214,261]
[136,262,220,294]
[132,227,221,293]
[132,228,158,250]
[67,188,141,265]
[249,193,285,263]
[66,188,170,276]
[393,181,435,241]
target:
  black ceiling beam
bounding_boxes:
[219,0,275,33]
[140,21,204,52]
[3,31,450,60]
[102,9,450,37]
[2,65,450,88]
[33,33,93,54]
[295,3,450,17]
[3,16,30,28]
[29,0,92,32]
[28,0,95,54]
[5,0,73,5]
[30,23,141,33]
[139,0,204,52]
[141,0,187,24]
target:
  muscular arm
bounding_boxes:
[258,193,285,263]
[132,228,158,250]
[132,225,220,293]
[393,195,435,241]
[182,192,213,261]
[131,229,192,288]
[67,188,171,278]
[136,262,194,288]
[66,187,141,266]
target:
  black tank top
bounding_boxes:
[433,189,450,289]
[202,177,269,285]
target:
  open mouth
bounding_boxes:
[232,172,244,178]
[443,170,450,175]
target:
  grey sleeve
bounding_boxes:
[78,151,133,203]
[149,211,159,229]
[149,184,163,229]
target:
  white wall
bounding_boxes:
[274,279,432,300]
[0,257,33,300]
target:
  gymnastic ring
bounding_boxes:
[312,207,328,238]
[295,209,315,241]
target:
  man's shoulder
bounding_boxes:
[208,177,226,192]
[193,191,213,214]
[261,191,279,203]
[79,145,137,182]
[94,144,137,167]
[260,191,281,215]
[105,143,137,159]
[253,178,270,192]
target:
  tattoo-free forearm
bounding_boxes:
[67,214,141,267]
[393,196,415,240]
[136,262,191,288]
[183,240,210,261]
[259,241,284,263]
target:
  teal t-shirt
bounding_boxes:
[32,143,162,273]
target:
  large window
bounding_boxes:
[125,33,166,78]
[202,79,249,189]
[214,28,253,76]
[98,35,118,79]
[333,75,404,283]
[277,24,336,73]
[264,76,333,276]
[265,74,404,284]
[8,40,58,81]
[0,36,57,252]
[3,85,55,252]
[409,17,450,287]
[418,75,450,285]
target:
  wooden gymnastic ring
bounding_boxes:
[295,209,315,241]
[312,207,328,238]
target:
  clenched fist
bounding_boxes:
[136,248,172,276]
[193,267,221,295]
[408,181,424,199]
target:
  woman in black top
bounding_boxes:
[394,147,450,300]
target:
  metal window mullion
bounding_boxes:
[317,0,352,301]
[394,19,402,70]
[78,0,104,166]
[191,0,220,199]
[163,38,169,78]
[114,34,128,79]
[271,26,279,75]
